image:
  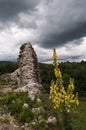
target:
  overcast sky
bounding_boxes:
[0,0,86,62]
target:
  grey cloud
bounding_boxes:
[0,0,39,22]
[40,22,86,48]
[59,55,82,61]
[0,0,86,62]
[37,0,86,48]
[0,53,17,61]
[41,54,83,63]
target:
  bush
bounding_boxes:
[8,101,22,117]
[4,92,17,104]
[2,92,34,123]
[19,108,33,123]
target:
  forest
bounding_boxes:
[0,61,86,96]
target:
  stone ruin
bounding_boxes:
[1,43,57,130]
[18,43,41,86]
[11,42,43,99]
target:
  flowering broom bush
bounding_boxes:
[49,49,79,130]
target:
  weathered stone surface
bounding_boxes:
[11,69,20,82]
[17,43,41,87]
[47,116,57,124]
[0,113,20,130]
[0,42,59,130]
[32,106,44,114]
[12,42,43,98]
[23,103,29,108]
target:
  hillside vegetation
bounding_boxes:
[0,61,86,130]
[39,61,86,96]
[0,61,86,96]
[0,61,18,75]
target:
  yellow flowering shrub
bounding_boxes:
[49,49,79,113]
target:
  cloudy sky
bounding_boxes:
[0,0,86,62]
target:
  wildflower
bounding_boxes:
[49,48,79,114]
[54,69,62,78]
[67,109,70,113]
[52,48,58,59]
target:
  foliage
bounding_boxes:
[0,91,61,130]
[49,49,79,130]
[59,61,86,94]
[39,63,55,93]
[32,119,48,130]
[2,92,34,124]
[0,61,86,95]
[39,62,86,95]
[73,97,86,130]
[32,93,61,130]
[0,92,86,130]
[0,61,18,75]
[19,108,33,123]
[0,92,58,129]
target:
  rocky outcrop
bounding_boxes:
[11,42,43,99]
[0,42,58,130]
[17,43,41,87]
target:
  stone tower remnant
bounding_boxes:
[11,42,43,99]
[17,43,41,87]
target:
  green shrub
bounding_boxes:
[8,101,22,117]
[4,92,17,104]
[19,108,33,123]
[33,120,48,130]
[2,92,34,123]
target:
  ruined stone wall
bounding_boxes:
[17,43,41,87]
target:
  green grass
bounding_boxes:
[73,97,86,130]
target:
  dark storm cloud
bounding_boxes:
[40,22,86,48]
[37,0,86,48]
[0,0,39,22]
[0,0,86,47]
[0,0,86,62]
